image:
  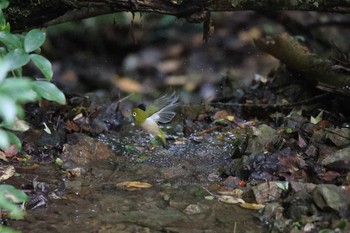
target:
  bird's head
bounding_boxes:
[131,106,147,125]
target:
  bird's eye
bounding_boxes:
[132,112,137,117]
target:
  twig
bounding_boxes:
[211,93,331,110]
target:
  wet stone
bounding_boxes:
[287,204,310,220]
[64,180,82,193]
[251,181,283,204]
[183,203,209,215]
[312,184,350,214]
[60,133,114,169]
[321,146,350,172]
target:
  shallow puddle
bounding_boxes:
[8,129,266,232]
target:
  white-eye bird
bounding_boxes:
[131,91,178,146]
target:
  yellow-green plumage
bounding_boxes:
[131,91,178,146]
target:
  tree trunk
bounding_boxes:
[6,0,350,32]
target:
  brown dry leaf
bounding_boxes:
[237,120,256,128]
[218,189,243,197]
[157,59,182,73]
[298,134,307,148]
[240,203,265,210]
[0,165,15,181]
[214,110,228,119]
[0,151,8,162]
[164,75,187,86]
[113,77,143,93]
[239,27,262,43]
[278,156,299,170]
[313,120,332,132]
[218,195,245,204]
[116,181,152,190]
[17,163,40,171]
[318,171,341,182]
[65,120,81,132]
[5,145,18,158]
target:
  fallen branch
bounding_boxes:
[254,33,350,95]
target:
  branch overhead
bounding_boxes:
[5,0,350,31]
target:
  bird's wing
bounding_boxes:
[148,91,179,123]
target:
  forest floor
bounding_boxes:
[2,12,350,233]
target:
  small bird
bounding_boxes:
[131,91,178,146]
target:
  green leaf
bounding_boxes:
[24,29,45,53]
[0,118,29,132]
[0,184,28,203]
[3,49,30,71]
[0,46,7,56]
[0,58,10,82]
[5,131,22,150]
[0,31,21,50]
[0,94,16,123]
[0,13,10,32]
[0,225,21,233]
[0,129,9,149]
[0,0,9,10]
[30,54,53,81]
[0,184,28,219]
[276,181,289,191]
[32,81,66,104]
[13,67,22,77]
[0,77,38,102]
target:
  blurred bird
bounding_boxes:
[131,91,178,146]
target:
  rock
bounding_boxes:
[321,147,350,165]
[246,124,278,155]
[64,180,82,193]
[326,128,350,147]
[260,203,291,232]
[252,181,283,204]
[183,203,209,215]
[290,182,316,193]
[287,204,309,220]
[312,184,350,214]
[61,133,114,169]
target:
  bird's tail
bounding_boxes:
[157,130,169,149]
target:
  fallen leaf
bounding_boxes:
[43,122,51,134]
[17,163,40,171]
[0,151,8,162]
[218,195,245,204]
[318,171,341,182]
[116,181,152,190]
[218,189,243,197]
[5,145,18,157]
[310,110,323,124]
[214,110,228,119]
[313,120,332,132]
[226,115,235,121]
[240,203,265,210]
[298,134,307,148]
[276,181,289,191]
[0,165,15,181]
[204,195,215,200]
[113,77,143,93]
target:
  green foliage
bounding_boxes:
[0,0,66,150]
[0,226,21,233]
[0,184,28,232]
[0,185,28,220]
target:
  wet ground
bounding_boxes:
[8,128,266,233]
